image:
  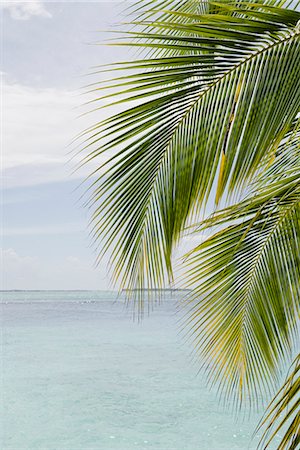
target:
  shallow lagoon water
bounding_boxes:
[1,291,280,450]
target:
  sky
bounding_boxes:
[1,0,205,291]
[1,0,134,290]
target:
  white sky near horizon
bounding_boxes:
[1,0,204,290]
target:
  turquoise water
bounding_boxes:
[1,290,280,450]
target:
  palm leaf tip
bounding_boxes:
[257,354,300,450]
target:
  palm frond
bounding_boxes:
[183,124,300,405]
[82,2,300,312]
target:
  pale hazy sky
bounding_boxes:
[1,0,132,290]
[1,0,204,290]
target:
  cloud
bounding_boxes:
[2,81,110,188]
[1,248,39,289]
[2,247,37,266]
[1,248,110,290]
[1,1,52,20]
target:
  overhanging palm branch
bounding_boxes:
[82,2,300,304]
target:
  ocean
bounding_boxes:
[1,290,280,450]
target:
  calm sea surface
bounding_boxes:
[1,290,280,450]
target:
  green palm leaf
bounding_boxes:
[129,0,296,25]
[82,2,300,309]
[257,354,300,449]
[183,123,300,405]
